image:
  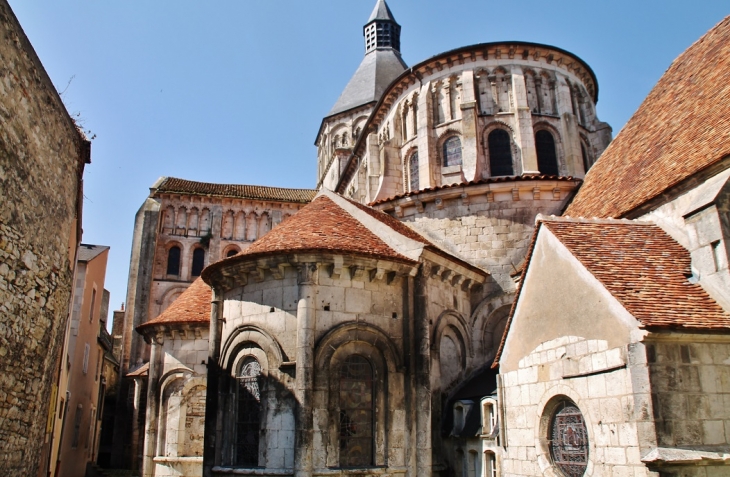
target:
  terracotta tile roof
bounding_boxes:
[203,195,416,279]
[370,175,579,206]
[126,362,149,377]
[544,219,730,329]
[493,217,730,367]
[137,278,211,332]
[155,177,317,203]
[566,16,730,218]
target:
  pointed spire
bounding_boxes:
[364,0,401,54]
[368,0,397,23]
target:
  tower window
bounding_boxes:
[191,248,205,277]
[535,130,559,175]
[488,129,514,176]
[409,152,419,192]
[443,136,462,167]
[339,355,374,467]
[166,246,181,276]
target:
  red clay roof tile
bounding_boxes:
[544,220,730,330]
[203,195,417,280]
[566,16,730,218]
[494,217,730,367]
[156,177,317,203]
[137,278,211,332]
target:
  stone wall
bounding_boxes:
[647,339,730,449]
[500,336,655,477]
[150,329,209,477]
[0,1,88,473]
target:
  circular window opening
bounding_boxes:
[549,400,588,477]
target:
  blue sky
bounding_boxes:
[8,1,728,324]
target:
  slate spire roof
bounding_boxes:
[327,0,407,117]
[566,15,730,218]
[368,0,397,23]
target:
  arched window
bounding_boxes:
[488,129,513,176]
[166,246,181,276]
[408,152,419,192]
[226,249,239,258]
[191,248,205,277]
[484,451,497,477]
[549,399,588,477]
[339,355,374,467]
[535,130,559,176]
[581,143,591,173]
[236,358,262,466]
[442,136,462,167]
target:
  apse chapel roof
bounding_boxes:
[137,278,212,332]
[566,15,730,219]
[202,189,488,282]
[153,177,317,203]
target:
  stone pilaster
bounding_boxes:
[459,70,479,182]
[556,75,584,177]
[294,263,318,477]
[142,332,163,477]
[511,66,538,174]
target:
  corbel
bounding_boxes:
[508,47,515,59]
[546,54,554,64]
[460,193,469,206]
[440,269,453,282]
[512,188,520,201]
[486,191,494,203]
[394,205,404,218]
[533,187,541,200]
[450,274,465,287]
[553,188,561,200]
[270,263,287,280]
[522,49,529,60]
[415,201,424,213]
[533,50,541,61]
[254,267,266,282]
[460,278,473,291]
[435,198,444,210]
[495,48,501,59]
[386,271,397,285]
[369,268,386,283]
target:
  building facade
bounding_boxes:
[121,2,730,477]
[0,1,91,474]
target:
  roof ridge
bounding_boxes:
[535,214,653,226]
[160,176,317,192]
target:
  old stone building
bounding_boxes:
[120,2,730,477]
[0,1,91,474]
[497,16,730,477]
[113,177,316,468]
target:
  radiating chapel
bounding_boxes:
[118,2,730,477]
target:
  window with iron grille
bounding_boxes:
[339,355,374,467]
[488,129,513,176]
[442,136,462,167]
[236,358,262,466]
[549,400,588,477]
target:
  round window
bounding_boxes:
[549,400,588,477]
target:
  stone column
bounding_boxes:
[511,66,538,174]
[203,286,223,477]
[417,82,435,190]
[294,263,317,477]
[555,75,584,177]
[459,70,479,182]
[142,331,163,477]
[414,266,432,476]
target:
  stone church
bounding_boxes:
[116,2,730,477]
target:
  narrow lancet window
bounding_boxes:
[191,248,205,277]
[536,130,559,175]
[166,246,181,276]
[443,136,462,167]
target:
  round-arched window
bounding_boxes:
[408,152,419,192]
[442,136,462,167]
[236,358,262,466]
[549,400,588,476]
